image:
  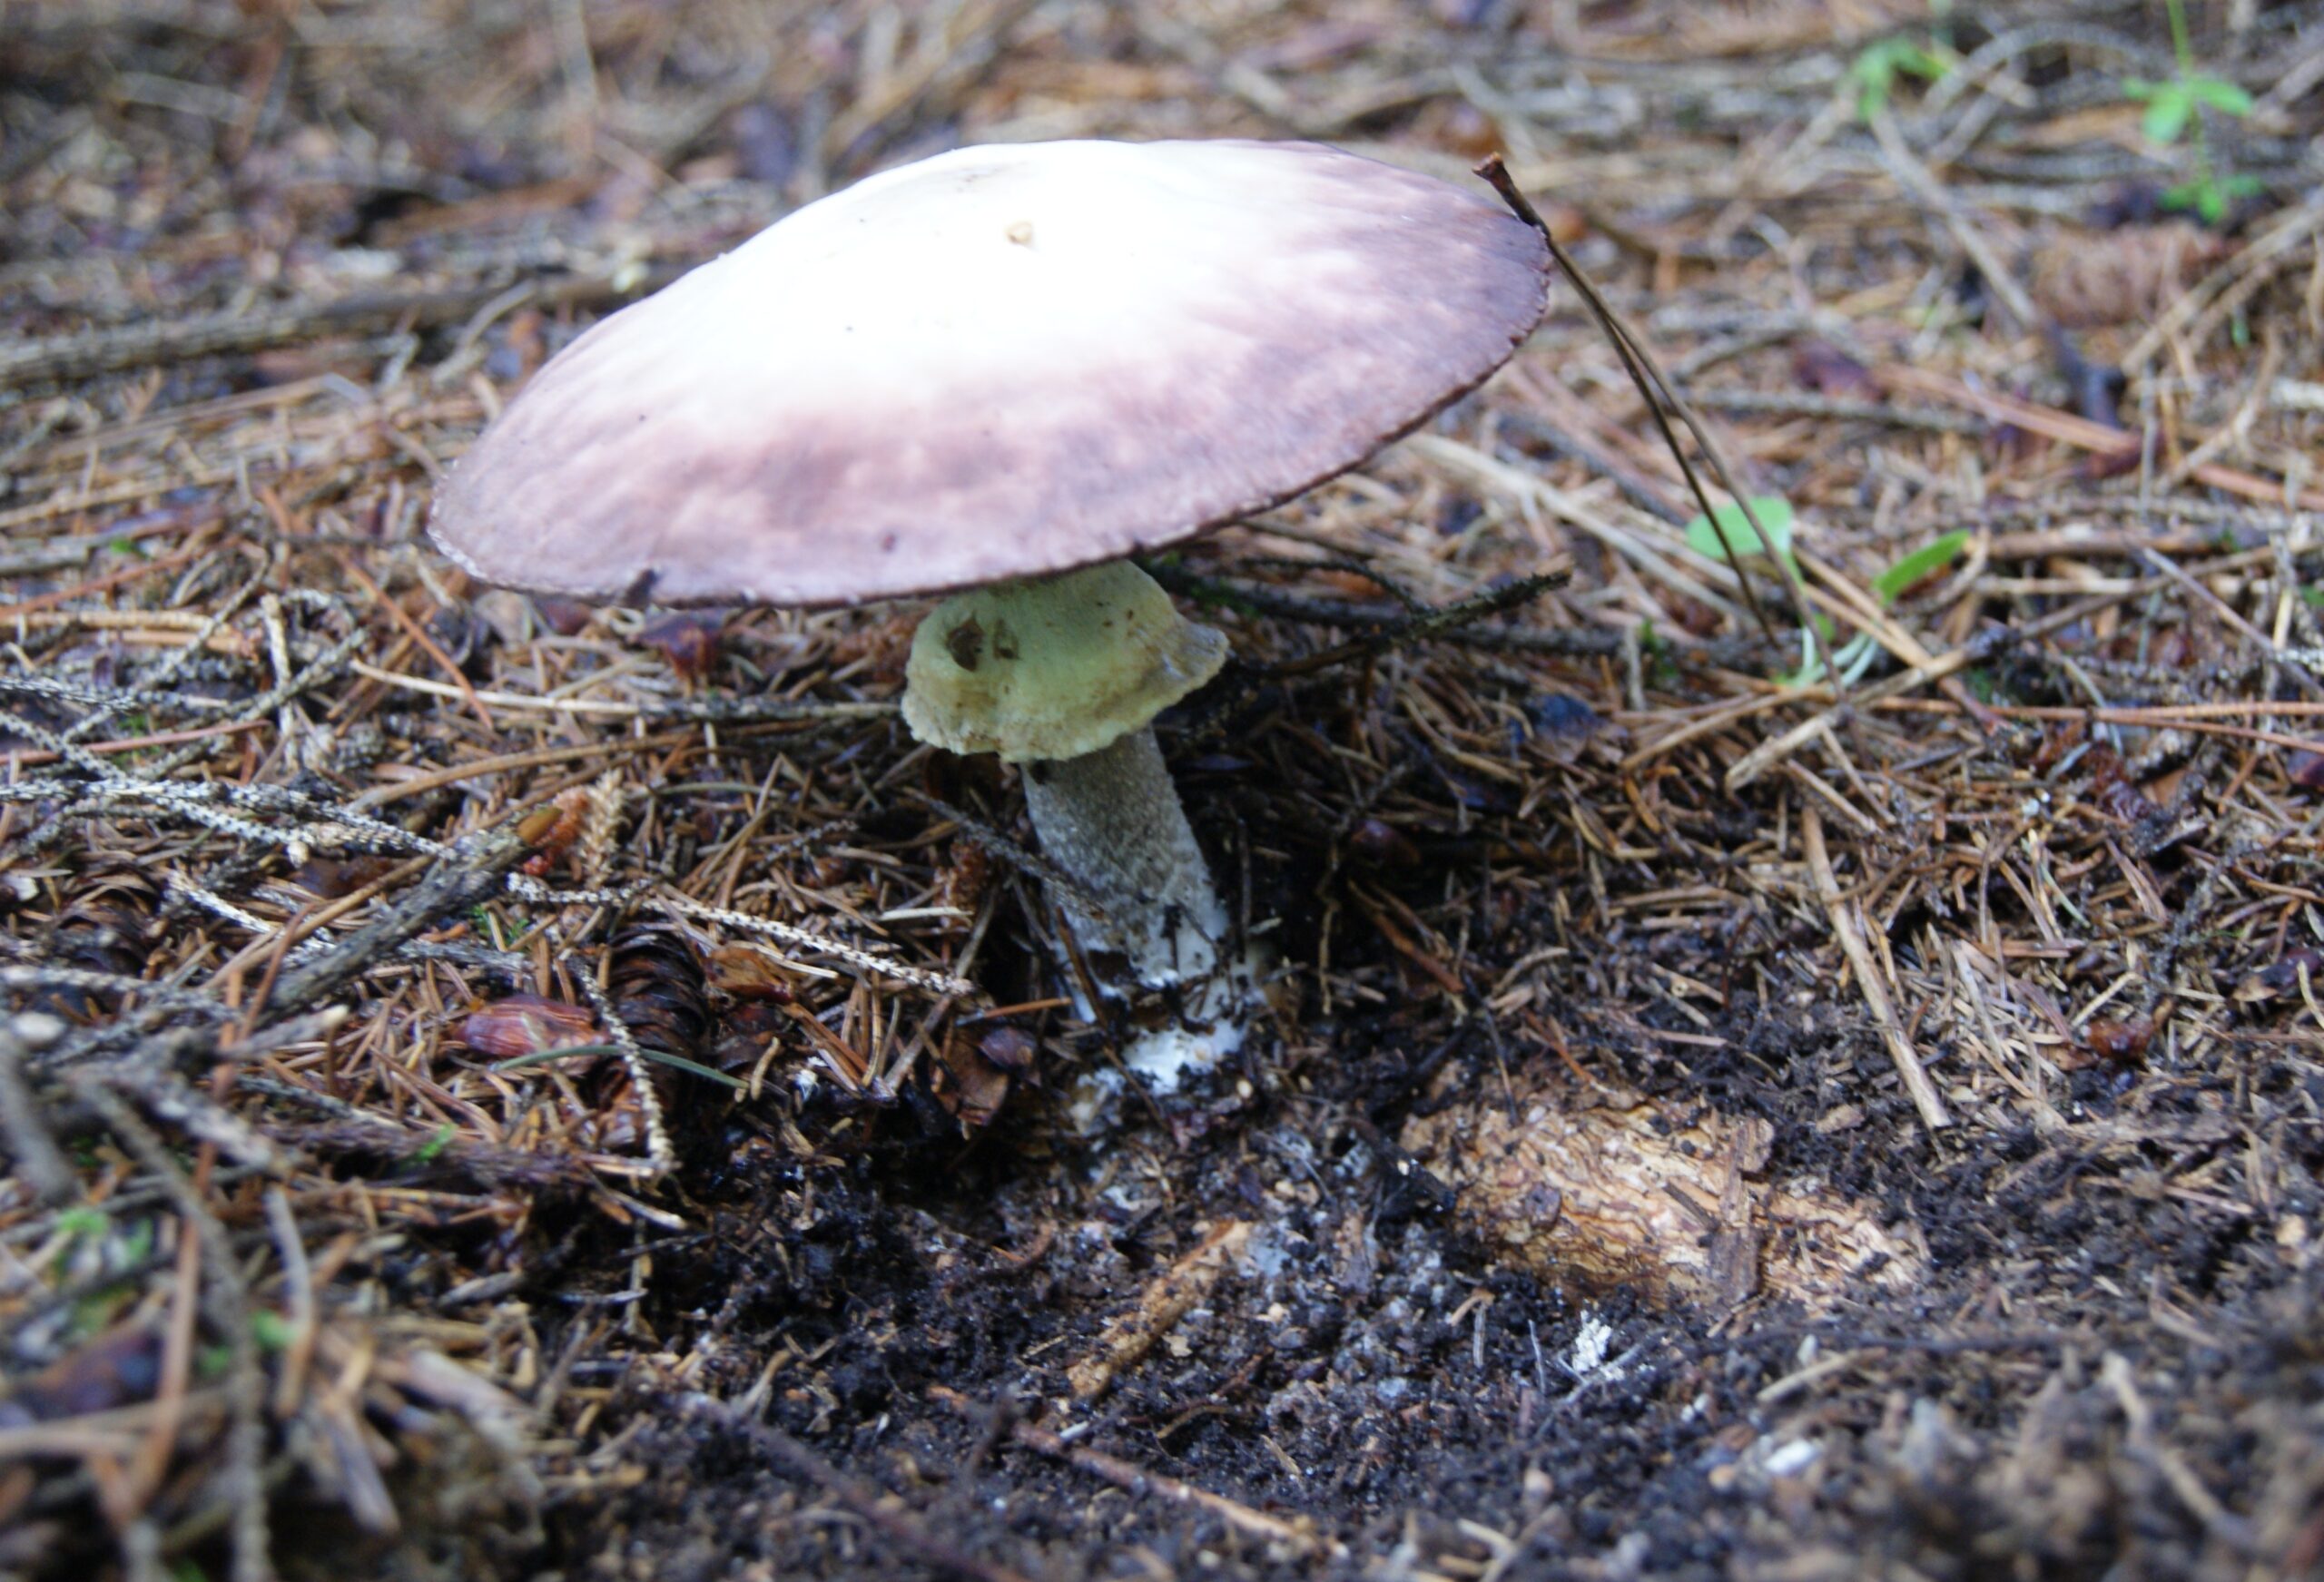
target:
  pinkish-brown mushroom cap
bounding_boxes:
[429,138,1549,607]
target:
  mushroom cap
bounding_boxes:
[429,138,1550,608]
[901,562,1228,762]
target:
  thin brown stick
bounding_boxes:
[1801,805,1950,1133]
[681,1397,1039,1582]
[0,270,681,390]
[1880,363,2324,512]
[930,1385,1342,1560]
[1474,155,1845,690]
[1726,590,2135,790]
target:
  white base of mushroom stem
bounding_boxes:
[1022,726,1247,1091]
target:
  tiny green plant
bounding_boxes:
[55,1204,109,1243]
[1870,529,1971,605]
[1635,618,1680,691]
[1804,532,1974,682]
[2123,0,2258,223]
[1687,507,1973,687]
[1682,497,1845,687]
[1851,34,1955,122]
[52,1206,110,1276]
[1684,496,1796,570]
[2123,72,2251,146]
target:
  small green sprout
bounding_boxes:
[1771,531,1978,688]
[1684,497,1835,687]
[1871,530,1971,605]
[2125,0,2259,225]
[2159,172,2263,227]
[1636,618,1679,691]
[2122,73,2251,146]
[1684,496,1796,570]
[1852,34,1955,121]
[251,1310,294,1352]
[55,1205,109,1243]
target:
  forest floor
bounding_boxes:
[4,2,2323,1579]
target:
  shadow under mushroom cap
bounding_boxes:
[428,138,1551,609]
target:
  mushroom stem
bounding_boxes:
[901,558,1249,1089]
[1023,727,1244,1086]
[1025,726,1227,988]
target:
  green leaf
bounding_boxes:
[1777,616,1857,690]
[251,1311,294,1352]
[2141,86,2194,145]
[1850,37,1951,121]
[1852,64,1894,120]
[2222,172,2265,198]
[1636,618,1679,688]
[2185,76,2253,115]
[412,1124,457,1164]
[2196,180,2227,224]
[71,1291,130,1338]
[2159,178,2211,216]
[1871,529,1972,604]
[1896,44,1951,83]
[56,1206,109,1242]
[1685,496,1796,566]
[1852,40,1903,119]
[2120,77,2162,101]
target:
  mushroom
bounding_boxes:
[429,138,1549,1090]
